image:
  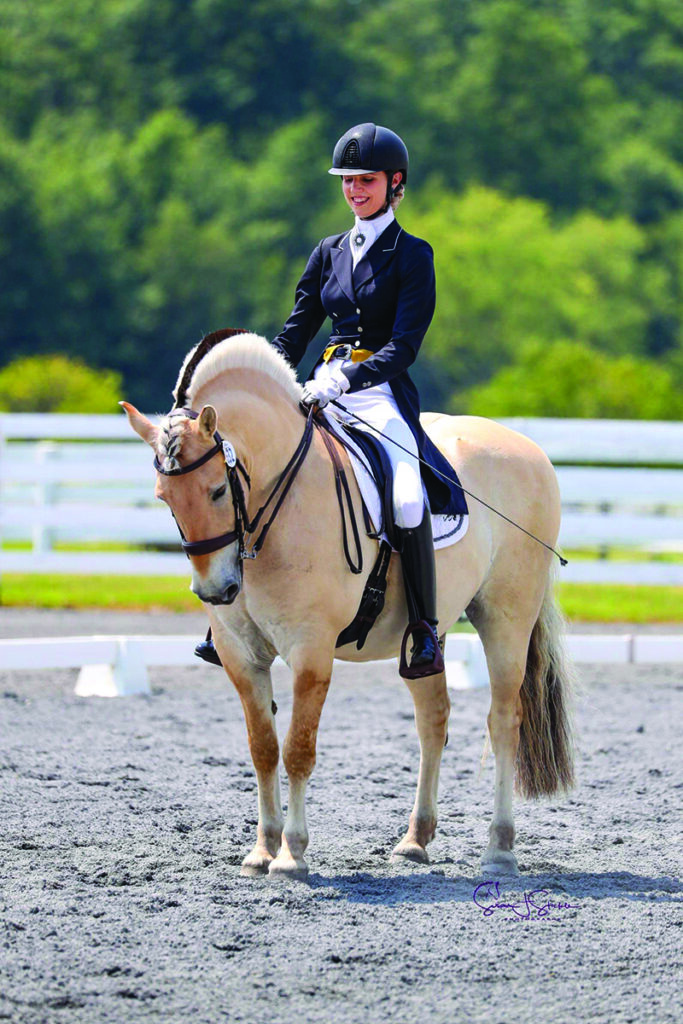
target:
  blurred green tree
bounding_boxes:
[0,355,122,412]
[0,0,681,412]
[437,1,600,208]
[462,339,683,419]
[0,130,56,347]
[404,185,668,397]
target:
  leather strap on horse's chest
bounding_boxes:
[336,539,392,650]
[246,407,316,558]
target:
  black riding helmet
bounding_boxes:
[329,123,409,208]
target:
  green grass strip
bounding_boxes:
[557,583,681,624]
[0,574,680,623]
[0,575,197,612]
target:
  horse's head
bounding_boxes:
[121,401,243,605]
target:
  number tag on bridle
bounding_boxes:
[222,440,237,468]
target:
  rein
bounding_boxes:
[155,405,363,573]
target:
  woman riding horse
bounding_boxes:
[123,330,573,879]
[197,122,466,677]
[122,131,574,878]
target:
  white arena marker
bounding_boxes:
[136,636,201,667]
[444,634,489,690]
[633,635,683,664]
[75,664,123,698]
[565,634,632,664]
[1,633,682,698]
[0,636,118,670]
[75,639,150,698]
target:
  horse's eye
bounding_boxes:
[211,483,227,502]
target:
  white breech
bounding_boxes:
[314,358,425,529]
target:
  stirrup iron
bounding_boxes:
[399,619,445,679]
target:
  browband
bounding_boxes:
[154,408,249,486]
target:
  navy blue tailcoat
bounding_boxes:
[272,219,467,517]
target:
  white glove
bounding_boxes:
[301,369,350,408]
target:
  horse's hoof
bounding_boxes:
[240,862,270,877]
[268,857,309,881]
[480,850,520,877]
[390,841,430,865]
[240,850,274,876]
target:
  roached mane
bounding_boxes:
[156,332,302,471]
[179,332,302,406]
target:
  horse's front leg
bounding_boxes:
[269,649,333,880]
[392,670,450,865]
[214,632,283,875]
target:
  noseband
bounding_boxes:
[154,406,316,563]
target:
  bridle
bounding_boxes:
[154,406,318,564]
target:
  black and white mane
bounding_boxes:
[156,329,302,472]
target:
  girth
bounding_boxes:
[336,539,392,651]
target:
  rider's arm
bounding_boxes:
[340,239,436,393]
[271,243,327,368]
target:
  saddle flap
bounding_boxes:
[335,420,402,552]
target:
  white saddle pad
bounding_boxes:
[322,412,469,551]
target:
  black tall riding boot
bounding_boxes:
[399,509,444,679]
[194,627,222,667]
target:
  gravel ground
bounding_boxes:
[1,610,681,1024]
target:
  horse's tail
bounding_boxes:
[516,576,576,799]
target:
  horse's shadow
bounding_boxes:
[306,869,682,906]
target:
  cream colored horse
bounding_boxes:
[122,332,574,880]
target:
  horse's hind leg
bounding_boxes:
[391,670,450,865]
[268,648,334,880]
[469,589,543,877]
[482,641,525,876]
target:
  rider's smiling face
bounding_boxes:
[341,172,389,219]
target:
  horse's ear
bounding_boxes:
[119,402,158,448]
[198,404,217,441]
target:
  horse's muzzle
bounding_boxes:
[192,579,241,605]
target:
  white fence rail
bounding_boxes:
[1,632,681,697]
[1,414,681,584]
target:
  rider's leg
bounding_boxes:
[378,415,443,678]
[334,390,443,676]
[399,509,444,677]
